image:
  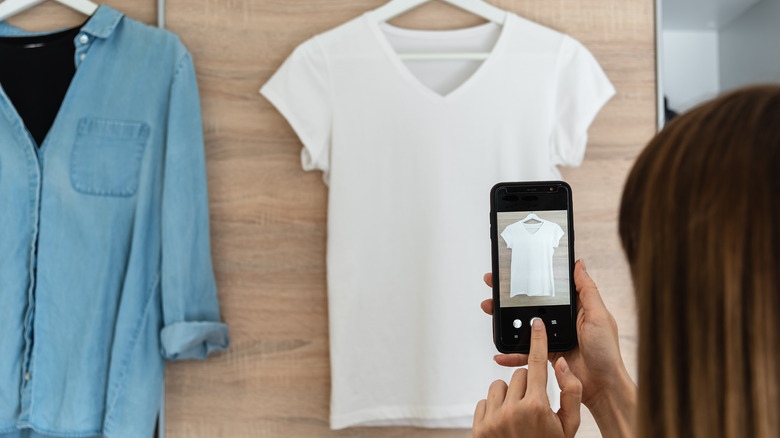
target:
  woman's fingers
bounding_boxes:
[481,299,493,315]
[506,367,529,401]
[554,357,583,438]
[525,318,549,400]
[483,272,493,287]
[486,379,508,413]
[482,273,493,315]
[494,354,528,367]
[473,398,487,429]
[573,259,606,314]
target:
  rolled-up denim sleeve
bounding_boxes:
[159,49,229,361]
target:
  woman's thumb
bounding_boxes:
[574,259,606,312]
[554,357,582,438]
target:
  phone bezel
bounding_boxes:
[490,181,577,354]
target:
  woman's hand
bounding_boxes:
[473,318,582,438]
[482,260,637,438]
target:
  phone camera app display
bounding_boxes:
[491,182,576,352]
[497,210,571,308]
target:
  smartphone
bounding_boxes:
[490,181,577,354]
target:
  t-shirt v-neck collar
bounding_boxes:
[363,11,514,103]
[522,220,545,236]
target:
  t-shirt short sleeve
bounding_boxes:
[260,37,333,183]
[501,225,514,249]
[549,35,616,167]
[551,222,564,248]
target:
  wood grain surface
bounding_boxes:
[5,1,656,436]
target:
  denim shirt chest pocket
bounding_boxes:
[70,118,150,197]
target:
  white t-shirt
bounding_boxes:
[501,219,565,297]
[261,11,614,429]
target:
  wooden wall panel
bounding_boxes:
[164,1,656,436]
[6,0,656,436]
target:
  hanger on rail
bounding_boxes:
[0,0,97,21]
[0,0,165,28]
[371,0,508,61]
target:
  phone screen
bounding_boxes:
[490,182,576,353]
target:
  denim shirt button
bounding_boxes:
[79,53,86,62]
[78,34,89,44]
[24,372,31,381]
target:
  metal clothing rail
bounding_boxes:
[157,0,164,28]
[156,0,166,433]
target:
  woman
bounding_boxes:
[473,85,780,438]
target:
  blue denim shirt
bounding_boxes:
[0,7,229,437]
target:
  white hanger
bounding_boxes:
[521,213,543,224]
[0,0,97,21]
[371,0,508,61]
[0,0,166,28]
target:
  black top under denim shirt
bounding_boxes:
[0,26,80,147]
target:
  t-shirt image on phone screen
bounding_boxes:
[498,211,570,307]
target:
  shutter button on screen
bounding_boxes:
[512,319,522,329]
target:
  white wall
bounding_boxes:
[719,0,780,92]
[663,0,762,30]
[662,30,720,113]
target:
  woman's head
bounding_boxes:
[619,85,780,438]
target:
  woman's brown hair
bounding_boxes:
[619,85,780,438]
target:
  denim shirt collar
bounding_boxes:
[80,5,124,39]
[0,5,123,38]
